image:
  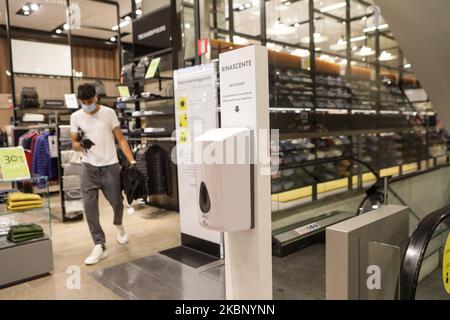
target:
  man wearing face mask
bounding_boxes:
[70,83,136,265]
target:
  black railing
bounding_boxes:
[400,204,450,299]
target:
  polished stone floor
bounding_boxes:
[88,244,325,300]
[0,193,446,300]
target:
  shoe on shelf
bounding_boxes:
[84,244,108,265]
[116,225,129,245]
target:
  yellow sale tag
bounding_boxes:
[179,114,188,128]
[443,233,450,294]
[178,130,189,144]
[178,97,187,111]
[0,147,31,180]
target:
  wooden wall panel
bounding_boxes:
[72,45,119,80]
[0,38,11,94]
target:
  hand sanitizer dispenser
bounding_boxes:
[195,127,254,232]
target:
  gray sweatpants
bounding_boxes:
[80,162,123,246]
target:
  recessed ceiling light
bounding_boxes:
[244,3,252,8]
[30,3,39,11]
[110,36,116,42]
[284,1,291,6]
[112,25,119,31]
[22,5,30,11]
[63,23,69,30]
[404,63,411,69]
[124,16,131,21]
[23,10,30,15]
[55,29,62,34]
[185,23,191,29]
[135,9,142,15]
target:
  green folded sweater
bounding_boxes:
[8,223,43,236]
[7,233,44,243]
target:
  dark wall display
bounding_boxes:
[133,6,173,58]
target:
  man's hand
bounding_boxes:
[80,138,95,152]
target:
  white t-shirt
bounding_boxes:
[70,105,120,167]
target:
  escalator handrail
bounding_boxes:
[400,204,450,300]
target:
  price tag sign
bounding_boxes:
[0,147,31,180]
[64,93,79,109]
[117,86,131,98]
[145,57,161,79]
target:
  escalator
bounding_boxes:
[400,205,450,299]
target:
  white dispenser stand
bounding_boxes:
[219,45,272,299]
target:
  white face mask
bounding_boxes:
[82,102,96,113]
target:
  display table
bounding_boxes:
[0,176,54,288]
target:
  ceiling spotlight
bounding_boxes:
[244,3,252,8]
[55,29,62,34]
[30,3,39,11]
[22,5,30,11]
[283,1,291,6]
[112,25,119,31]
[23,10,30,15]
[135,9,142,15]
[184,23,191,29]
[110,36,116,42]
[63,23,69,30]
[294,22,300,28]
[238,5,245,10]
[404,63,411,68]
[124,16,131,21]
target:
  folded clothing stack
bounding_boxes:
[0,189,18,204]
[7,223,44,243]
[7,192,43,211]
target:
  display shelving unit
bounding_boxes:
[0,175,53,287]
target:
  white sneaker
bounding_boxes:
[116,225,129,245]
[84,244,108,265]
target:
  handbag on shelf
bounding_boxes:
[20,87,40,108]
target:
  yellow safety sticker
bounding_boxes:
[443,233,450,294]
[178,97,187,111]
[179,114,188,128]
